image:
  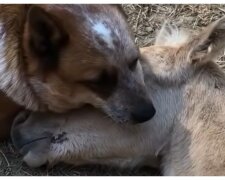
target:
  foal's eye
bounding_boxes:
[129,58,139,71]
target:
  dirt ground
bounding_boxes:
[1,4,225,176]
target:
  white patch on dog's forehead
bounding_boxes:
[92,21,114,49]
[81,11,124,52]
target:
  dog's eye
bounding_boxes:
[86,71,107,85]
[83,69,118,99]
[129,58,138,71]
[83,70,117,88]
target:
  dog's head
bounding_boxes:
[22,5,155,123]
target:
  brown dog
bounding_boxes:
[0,5,155,138]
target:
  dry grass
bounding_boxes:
[1,4,225,176]
[123,4,225,46]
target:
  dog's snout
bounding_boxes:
[131,102,156,123]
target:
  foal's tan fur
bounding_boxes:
[142,17,225,175]
[12,17,225,175]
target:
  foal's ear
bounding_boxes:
[155,21,189,47]
[187,16,225,65]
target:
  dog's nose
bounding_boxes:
[131,103,156,123]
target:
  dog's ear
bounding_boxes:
[25,6,69,70]
[187,16,225,65]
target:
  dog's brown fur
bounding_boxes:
[0,4,155,138]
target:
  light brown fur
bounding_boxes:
[12,14,225,176]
